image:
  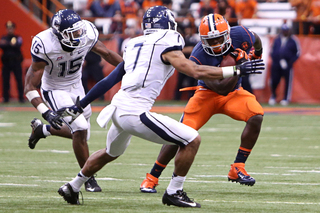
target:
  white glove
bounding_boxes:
[279,59,288,69]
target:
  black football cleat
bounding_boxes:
[58,183,80,205]
[85,176,102,192]
[28,118,46,149]
[162,190,201,208]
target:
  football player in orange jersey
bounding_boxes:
[140,13,264,193]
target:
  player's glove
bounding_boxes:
[56,96,83,124]
[230,48,249,64]
[42,110,63,130]
[248,49,262,60]
[235,59,265,77]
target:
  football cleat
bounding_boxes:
[140,173,159,193]
[58,183,80,205]
[162,190,201,208]
[85,175,102,192]
[28,118,46,149]
[228,163,255,186]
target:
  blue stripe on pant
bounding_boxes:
[140,112,186,147]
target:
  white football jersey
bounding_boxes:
[30,20,99,90]
[111,30,185,114]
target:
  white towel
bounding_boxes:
[96,105,116,129]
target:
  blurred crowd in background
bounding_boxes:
[22,0,320,40]
[2,0,318,103]
[63,0,320,36]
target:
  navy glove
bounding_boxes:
[235,59,264,77]
[56,96,83,124]
[42,110,63,130]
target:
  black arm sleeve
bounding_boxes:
[80,61,125,108]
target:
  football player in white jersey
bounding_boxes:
[56,6,264,207]
[24,9,123,192]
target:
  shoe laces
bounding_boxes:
[86,174,98,185]
[176,190,193,202]
[31,118,42,130]
[79,191,84,205]
[90,175,98,184]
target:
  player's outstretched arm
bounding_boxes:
[162,50,264,80]
[56,61,125,123]
[80,61,125,107]
[162,50,224,79]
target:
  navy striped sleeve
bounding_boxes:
[31,53,49,64]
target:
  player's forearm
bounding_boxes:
[192,64,224,80]
[100,49,123,67]
[25,89,48,114]
[170,56,221,80]
[177,59,239,80]
[24,66,40,93]
[24,66,48,113]
[167,51,240,80]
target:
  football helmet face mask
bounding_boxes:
[142,6,177,35]
[51,9,87,48]
[199,14,231,56]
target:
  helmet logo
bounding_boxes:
[52,16,61,31]
[153,18,161,23]
[241,41,249,51]
[207,30,221,37]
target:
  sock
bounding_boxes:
[166,173,186,195]
[234,147,252,163]
[42,125,51,136]
[150,160,167,178]
[69,171,90,192]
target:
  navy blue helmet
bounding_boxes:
[51,9,87,48]
[142,6,177,35]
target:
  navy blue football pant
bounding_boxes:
[270,64,293,101]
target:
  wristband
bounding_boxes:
[222,66,238,78]
[37,103,49,114]
[26,90,40,102]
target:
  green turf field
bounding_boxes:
[0,105,319,212]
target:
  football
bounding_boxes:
[203,53,238,96]
[220,53,236,67]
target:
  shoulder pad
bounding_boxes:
[84,20,99,41]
